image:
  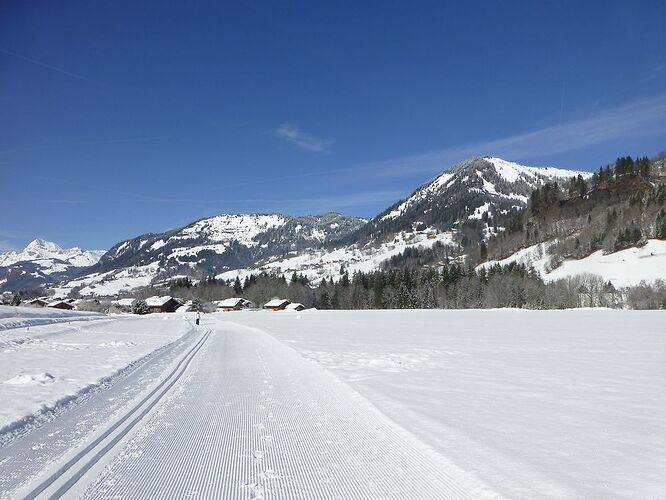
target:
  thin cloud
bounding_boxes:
[0,136,166,156]
[213,190,404,209]
[358,94,666,179]
[275,123,333,153]
[25,190,404,212]
[44,199,87,205]
[0,47,91,81]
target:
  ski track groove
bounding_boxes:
[20,329,211,500]
[73,322,474,499]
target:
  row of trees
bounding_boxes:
[136,264,631,311]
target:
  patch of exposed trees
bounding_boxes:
[486,155,666,269]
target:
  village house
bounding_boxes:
[145,295,182,313]
[285,302,306,311]
[48,299,75,310]
[26,298,49,307]
[216,297,252,312]
[263,298,290,311]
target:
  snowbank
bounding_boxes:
[0,314,191,431]
[0,305,103,331]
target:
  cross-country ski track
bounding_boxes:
[2,317,482,499]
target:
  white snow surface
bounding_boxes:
[0,308,190,430]
[0,305,103,331]
[484,157,590,183]
[144,295,177,307]
[481,239,666,287]
[227,309,666,499]
[176,213,286,247]
[0,310,663,498]
[51,261,160,297]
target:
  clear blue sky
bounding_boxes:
[1,0,665,251]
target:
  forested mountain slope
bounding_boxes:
[482,154,666,286]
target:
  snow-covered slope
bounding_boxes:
[480,239,666,288]
[0,239,105,292]
[0,239,104,269]
[53,213,366,296]
[217,228,457,285]
[372,156,590,232]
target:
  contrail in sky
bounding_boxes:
[0,47,91,81]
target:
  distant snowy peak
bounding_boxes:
[0,239,105,269]
[0,239,106,292]
[379,156,591,223]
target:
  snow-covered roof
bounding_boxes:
[285,302,305,310]
[145,295,178,307]
[216,297,245,308]
[47,299,71,307]
[264,298,290,308]
[27,298,48,304]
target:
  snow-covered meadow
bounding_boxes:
[0,306,191,431]
[225,309,666,499]
[1,306,664,498]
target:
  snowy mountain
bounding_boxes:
[0,239,105,292]
[53,213,366,296]
[219,157,591,285]
[481,155,666,287]
[348,157,591,246]
[48,157,593,297]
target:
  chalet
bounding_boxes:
[216,297,252,312]
[145,295,182,313]
[285,302,306,312]
[263,298,290,311]
[26,298,49,308]
[48,299,74,310]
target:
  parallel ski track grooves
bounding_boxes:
[81,325,475,499]
[22,328,211,500]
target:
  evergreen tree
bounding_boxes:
[132,300,149,315]
[233,276,243,294]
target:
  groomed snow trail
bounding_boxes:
[27,320,477,499]
[18,328,211,499]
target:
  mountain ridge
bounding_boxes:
[0,239,105,293]
[1,156,598,295]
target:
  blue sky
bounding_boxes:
[1,1,665,251]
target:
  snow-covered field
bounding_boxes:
[226,309,666,499]
[0,306,191,431]
[1,308,664,499]
[0,305,102,331]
